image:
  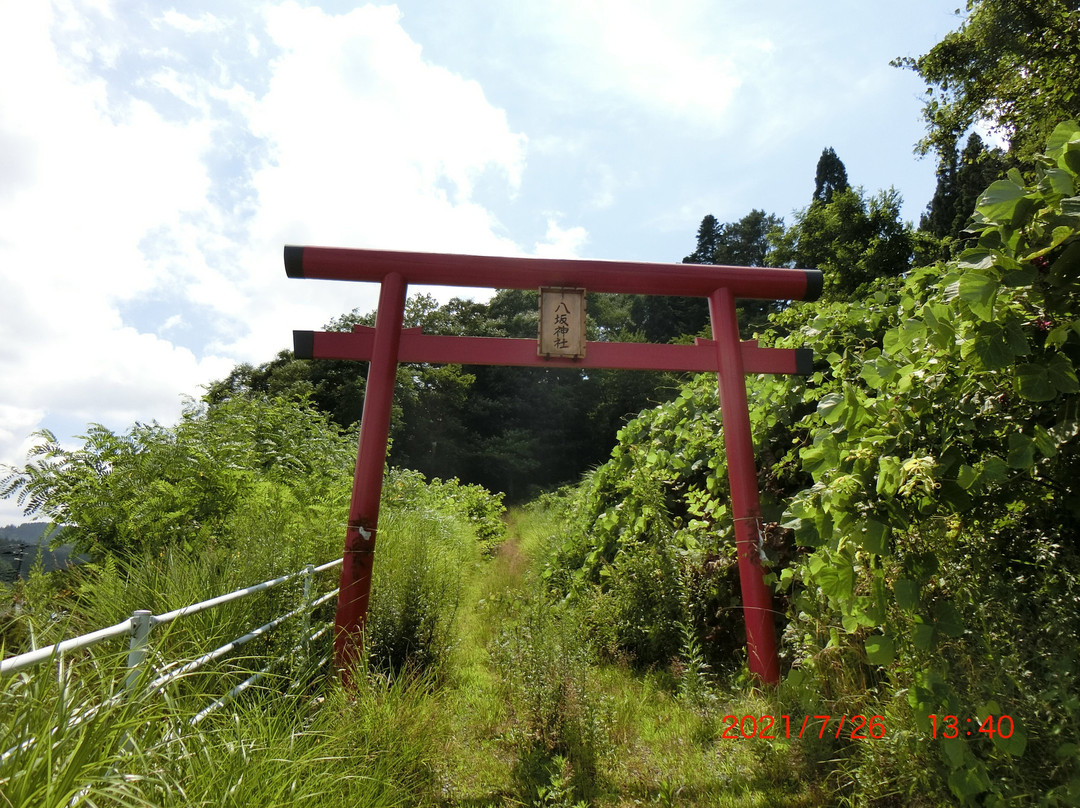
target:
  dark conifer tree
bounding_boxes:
[812,147,850,204]
[951,133,1009,237]
[920,139,959,238]
[683,214,721,264]
[919,133,1010,244]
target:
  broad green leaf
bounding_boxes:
[1049,353,1080,393]
[1052,242,1080,276]
[958,269,998,320]
[868,573,888,623]
[1016,363,1057,401]
[922,302,956,348]
[818,392,845,425]
[800,445,827,476]
[894,578,920,611]
[980,456,1008,483]
[865,634,895,666]
[817,562,854,602]
[913,620,935,651]
[1002,266,1037,287]
[877,456,902,497]
[1043,167,1076,199]
[960,322,1014,370]
[1064,144,1080,175]
[1052,225,1076,249]
[1046,120,1080,156]
[942,736,967,768]
[956,464,978,490]
[957,249,994,270]
[1033,425,1058,458]
[860,362,884,389]
[1003,318,1031,356]
[977,179,1026,222]
[980,708,1019,756]
[902,318,927,345]
[1048,322,1071,349]
[1007,433,1036,470]
[856,519,888,554]
[933,600,965,638]
[948,762,990,799]
[860,356,896,389]
[784,513,822,546]
[1055,742,1078,759]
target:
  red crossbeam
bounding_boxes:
[295,328,813,375]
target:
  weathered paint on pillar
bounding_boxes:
[332,271,407,673]
[709,287,781,686]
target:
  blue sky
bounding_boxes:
[0,0,968,524]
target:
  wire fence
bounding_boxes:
[0,557,343,760]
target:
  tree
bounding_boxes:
[714,209,785,336]
[920,138,960,239]
[813,147,850,204]
[771,187,913,300]
[895,0,1080,163]
[683,215,721,265]
[633,209,784,342]
[204,288,678,503]
[921,133,1011,244]
[0,397,355,558]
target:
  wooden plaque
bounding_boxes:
[538,287,586,359]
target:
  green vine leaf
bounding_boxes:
[1006,433,1036,470]
[865,634,895,666]
[1015,362,1060,401]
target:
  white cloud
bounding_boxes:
[246,2,526,250]
[159,10,225,34]
[534,217,588,258]
[0,0,539,503]
[225,1,535,347]
[0,4,226,424]
[508,0,748,130]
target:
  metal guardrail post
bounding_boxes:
[125,610,154,693]
[301,564,314,655]
[57,653,67,715]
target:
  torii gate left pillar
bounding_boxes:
[285,246,823,686]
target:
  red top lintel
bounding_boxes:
[285,246,823,302]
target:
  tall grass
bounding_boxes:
[0,651,445,807]
[0,476,483,806]
[3,487,850,807]
[366,506,478,676]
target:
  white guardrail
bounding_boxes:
[0,558,343,726]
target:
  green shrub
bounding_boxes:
[492,597,610,804]
[366,506,477,676]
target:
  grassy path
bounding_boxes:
[434,508,830,807]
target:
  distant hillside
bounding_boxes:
[0,522,85,584]
[0,522,53,544]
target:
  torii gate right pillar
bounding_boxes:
[710,287,780,685]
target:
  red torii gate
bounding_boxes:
[285,246,823,685]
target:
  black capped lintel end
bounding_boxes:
[293,330,314,360]
[284,245,305,278]
[804,269,824,302]
[795,348,814,376]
